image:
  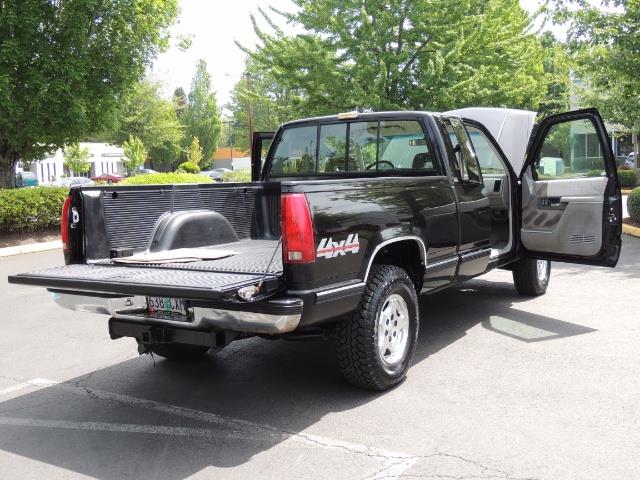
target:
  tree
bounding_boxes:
[186,137,203,167]
[555,0,640,161]
[0,0,179,188]
[122,136,148,174]
[241,0,548,117]
[173,87,188,120]
[63,144,90,176]
[183,60,222,168]
[227,60,297,151]
[114,80,184,171]
[536,32,571,118]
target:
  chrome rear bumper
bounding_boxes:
[50,291,302,334]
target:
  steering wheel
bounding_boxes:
[365,160,395,170]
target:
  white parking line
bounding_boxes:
[0,417,264,441]
[0,378,417,479]
[0,378,58,396]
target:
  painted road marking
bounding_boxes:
[0,378,57,396]
[0,379,417,479]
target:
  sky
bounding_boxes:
[149,0,567,111]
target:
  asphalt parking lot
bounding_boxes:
[1,237,639,480]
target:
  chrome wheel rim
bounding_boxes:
[376,294,410,366]
[536,260,549,283]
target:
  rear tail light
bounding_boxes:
[61,196,71,251]
[281,193,315,263]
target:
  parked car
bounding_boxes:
[91,173,124,184]
[15,171,39,188]
[55,177,95,188]
[138,168,157,175]
[201,168,231,182]
[9,107,622,391]
[625,152,636,168]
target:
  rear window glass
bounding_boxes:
[318,123,347,173]
[269,119,441,175]
[270,126,317,175]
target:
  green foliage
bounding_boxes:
[176,162,200,174]
[586,170,603,178]
[557,1,640,151]
[186,137,203,166]
[537,32,571,118]
[228,62,293,151]
[222,170,252,183]
[63,144,90,174]
[176,34,194,52]
[122,135,148,174]
[238,0,548,124]
[114,80,184,171]
[618,169,637,188]
[173,87,188,119]
[121,172,212,185]
[628,187,640,223]
[0,187,68,232]
[183,60,222,167]
[0,0,179,188]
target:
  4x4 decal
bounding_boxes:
[317,233,360,259]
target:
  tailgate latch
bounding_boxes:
[71,207,80,229]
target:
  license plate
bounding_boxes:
[146,297,187,316]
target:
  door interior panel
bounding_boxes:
[521,171,607,256]
[482,174,510,211]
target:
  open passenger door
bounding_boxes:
[519,108,622,267]
[252,132,275,181]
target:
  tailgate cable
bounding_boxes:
[237,238,282,302]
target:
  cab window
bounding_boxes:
[378,120,438,172]
[269,118,442,176]
[535,118,607,179]
[348,122,378,172]
[466,125,506,175]
[318,123,347,172]
[270,126,317,174]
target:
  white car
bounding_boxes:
[55,177,95,187]
[625,152,636,168]
[201,168,231,181]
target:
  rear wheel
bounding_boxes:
[512,258,551,296]
[336,265,419,391]
[148,343,210,361]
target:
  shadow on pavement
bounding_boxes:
[0,276,603,479]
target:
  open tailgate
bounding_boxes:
[8,240,283,301]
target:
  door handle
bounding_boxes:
[540,197,564,208]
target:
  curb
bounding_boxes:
[622,222,640,238]
[0,240,62,258]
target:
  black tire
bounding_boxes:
[336,265,419,391]
[149,343,210,361]
[512,258,551,296]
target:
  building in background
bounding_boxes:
[570,76,634,163]
[23,143,125,184]
[210,147,250,171]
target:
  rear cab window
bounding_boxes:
[268,117,444,178]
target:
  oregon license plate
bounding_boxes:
[146,297,187,316]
